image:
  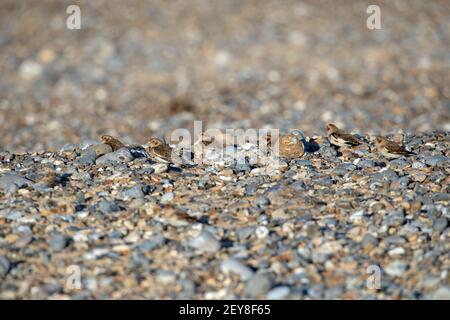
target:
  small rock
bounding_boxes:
[267,286,291,299]
[155,270,176,284]
[0,172,34,193]
[319,146,337,158]
[389,158,410,170]
[97,200,122,215]
[160,192,174,204]
[385,260,408,277]
[255,196,270,207]
[0,256,10,277]
[430,286,450,300]
[388,247,405,257]
[433,217,448,234]
[19,60,43,80]
[383,211,405,228]
[220,258,254,280]
[255,226,269,239]
[356,159,377,169]
[244,273,272,298]
[151,163,169,174]
[121,184,145,199]
[83,144,113,158]
[49,234,69,251]
[96,148,134,164]
[423,156,450,167]
[198,176,216,190]
[189,230,220,253]
[236,227,255,240]
[77,151,97,166]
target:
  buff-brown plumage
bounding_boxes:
[100,135,125,151]
[374,136,416,159]
[276,132,305,159]
[147,137,183,165]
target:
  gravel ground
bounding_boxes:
[0,1,449,299]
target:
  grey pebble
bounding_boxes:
[189,230,220,253]
[385,260,409,277]
[255,196,270,207]
[83,143,113,157]
[97,200,122,214]
[121,184,145,199]
[49,234,69,251]
[356,159,376,169]
[319,146,337,158]
[236,226,256,240]
[383,211,405,228]
[160,192,174,204]
[423,156,450,167]
[266,286,291,299]
[389,158,410,170]
[77,150,97,166]
[433,217,448,234]
[96,148,134,165]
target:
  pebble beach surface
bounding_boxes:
[0,132,449,299]
[0,0,449,299]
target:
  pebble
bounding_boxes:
[160,192,174,204]
[151,163,169,174]
[0,256,10,277]
[383,211,405,228]
[385,260,409,277]
[49,234,69,251]
[97,200,122,215]
[83,144,113,158]
[77,150,97,166]
[430,287,450,300]
[220,258,254,280]
[319,146,337,158]
[433,217,448,234]
[121,184,145,199]
[189,230,220,253]
[266,286,291,299]
[96,148,134,164]
[0,172,34,193]
[255,196,270,207]
[423,156,450,167]
[255,226,269,239]
[244,273,273,298]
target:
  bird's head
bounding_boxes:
[100,135,113,144]
[148,137,163,148]
[291,130,306,141]
[374,136,386,147]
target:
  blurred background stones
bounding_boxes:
[0,0,449,153]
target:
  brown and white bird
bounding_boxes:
[147,137,184,165]
[275,131,305,159]
[100,135,125,151]
[326,123,363,148]
[374,136,416,159]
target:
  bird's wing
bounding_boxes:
[385,140,414,154]
[333,132,362,146]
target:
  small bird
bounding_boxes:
[276,131,305,159]
[100,135,125,151]
[326,123,363,148]
[147,137,184,165]
[374,136,416,159]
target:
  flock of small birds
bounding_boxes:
[99,123,418,167]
